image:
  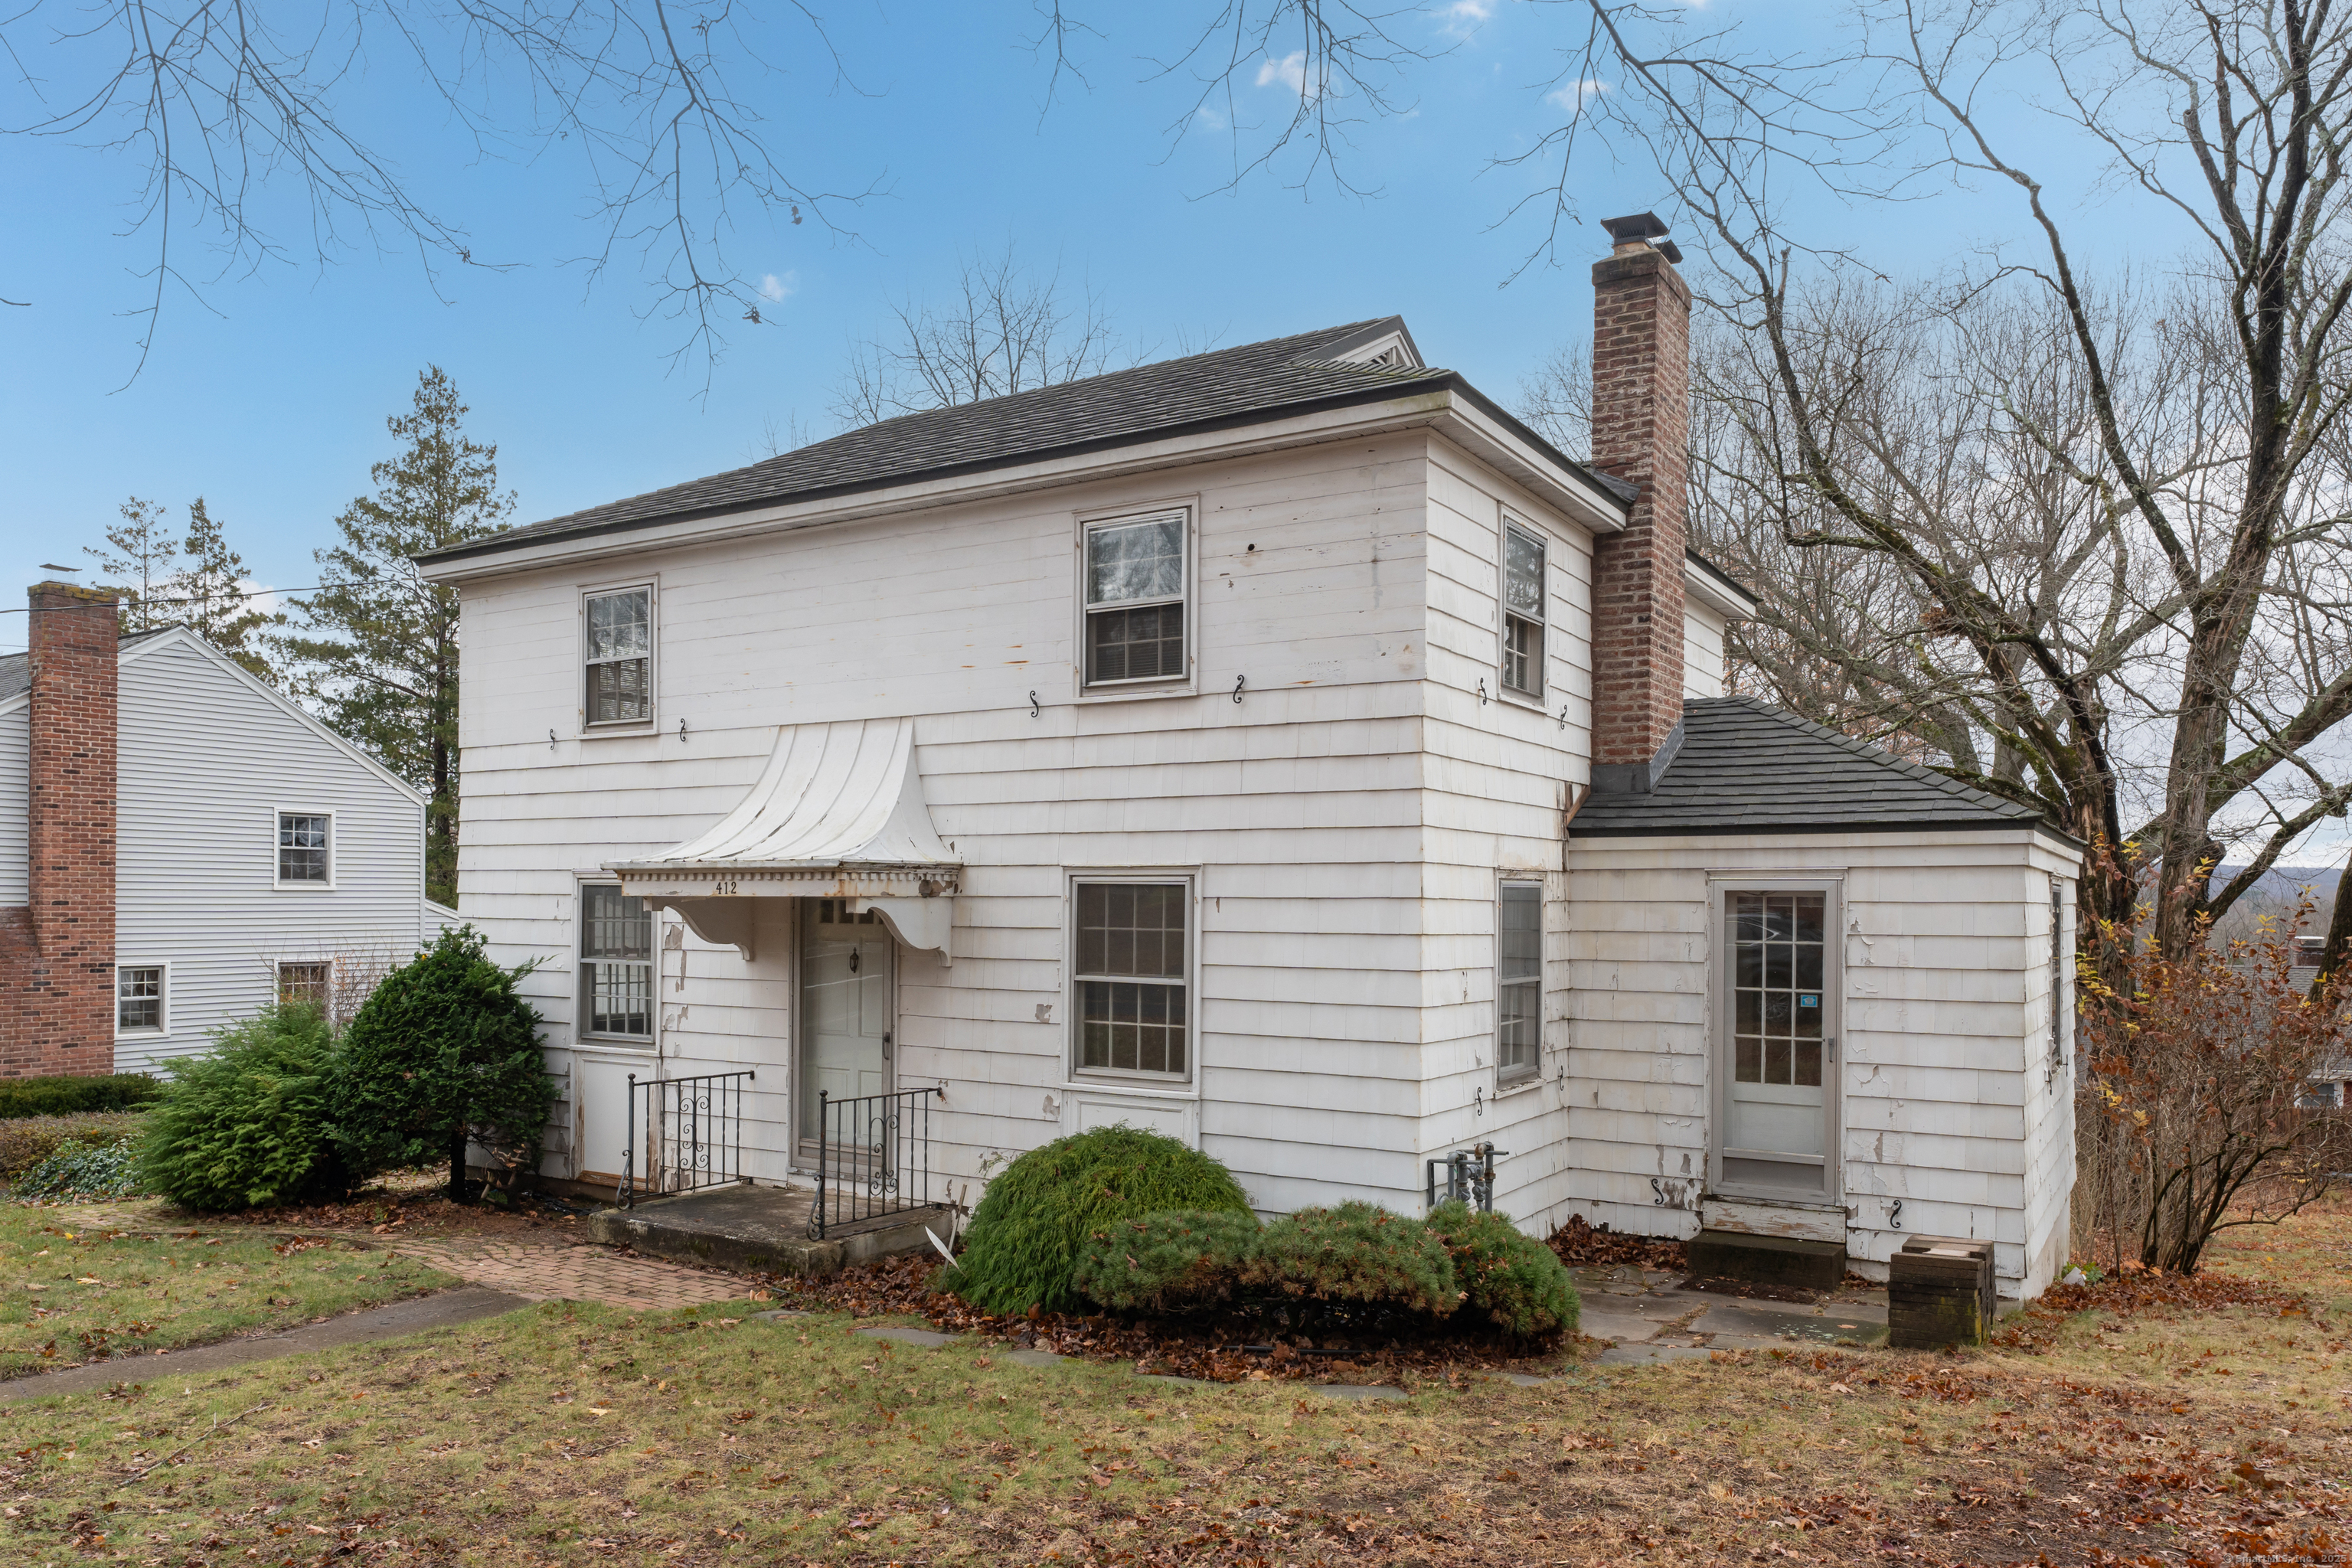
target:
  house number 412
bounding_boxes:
[711,878,740,896]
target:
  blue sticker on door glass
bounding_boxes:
[1798,994,1819,1008]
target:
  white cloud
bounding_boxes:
[1195,104,1227,131]
[758,270,798,302]
[1545,78,1608,111]
[1256,51,1318,100]
[238,579,280,619]
[1435,0,1492,38]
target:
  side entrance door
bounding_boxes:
[797,898,894,1159]
[1716,887,1838,1197]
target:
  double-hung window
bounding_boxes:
[1083,511,1187,687]
[1073,880,1190,1078]
[279,961,332,1010]
[1501,521,1546,698]
[277,812,332,885]
[581,885,654,1040]
[116,965,164,1034]
[586,587,654,725]
[1497,881,1542,1083]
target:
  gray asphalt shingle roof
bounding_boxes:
[0,628,171,702]
[417,317,1622,565]
[1570,696,2066,839]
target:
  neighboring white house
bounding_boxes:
[420,217,2084,1299]
[0,619,455,1074]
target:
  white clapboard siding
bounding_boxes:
[1566,830,2077,1295]
[1684,596,1728,700]
[0,700,25,904]
[110,633,436,1072]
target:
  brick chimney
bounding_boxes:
[1588,212,1690,793]
[0,582,119,1077]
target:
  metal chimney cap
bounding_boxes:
[1601,211,1671,243]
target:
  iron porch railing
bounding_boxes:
[619,1069,756,1208]
[809,1085,945,1240]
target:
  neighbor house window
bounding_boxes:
[277,812,331,884]
[1083,511,1186,686]
[279,961,332,1010]
[1498,881,1542,1083]
[586,586,654,724]
[116,965,164,1034]
[1073,880,1189,1077]
[581,885,654,1039]
[1502,521,1545,697]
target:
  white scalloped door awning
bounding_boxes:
[606,717,959,961]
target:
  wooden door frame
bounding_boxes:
[789,897,899,1172]
[1706,874,1844,1204]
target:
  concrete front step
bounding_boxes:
[587,1182,950,1279]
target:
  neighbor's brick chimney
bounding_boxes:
[1588,212,1690,788]
[0,582,119,1077]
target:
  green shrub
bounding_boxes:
[330,926,554,1199]
[1424,1201,1579,1337]
[136,1004,340,1210]
[1073,1209,1262,1314]
[0,1112,146,1183]
[15,1136,143,1200]
[942,1126,1255,1315]
[0,1073,162,1120]
[1240,1200,1461,1321]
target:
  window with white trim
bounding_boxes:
[581,885,654,1039]
[1498,881,1542,1083]
[585,586,654,724]
[1501,521,1546,697]
[1083,511,1186,687]
[277,812,331,884]
[1073,879,1190,1078]
[2049,879,2069,1080]
[279,961,332,1010]
[117,965,164,1034]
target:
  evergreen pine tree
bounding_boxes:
[86,498,179,630]
[178,498,281,683]
[278,368,514,906]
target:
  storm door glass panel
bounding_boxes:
[1084,514,1186,684]
[1498,881,1541,1083]
[586,589,652,724]
[1074,881,1189,1077]
[582,886,653,1038]
[1723,890,1829,1190]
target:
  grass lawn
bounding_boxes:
[0,1201,458,1378]
[0,1205,2346,1566]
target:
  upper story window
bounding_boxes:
[586,586,654,725]
[581,884,655,1040]
[1083,511,1186,687]
[1502,521,1546,698]
[277,812,332,885]
[117,965,165,1034]
[1073,878,1191,1080]
[1498,881,1541,1084]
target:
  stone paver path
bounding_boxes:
[379,1238,754,1310]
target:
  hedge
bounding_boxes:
[0,1074,162,1121]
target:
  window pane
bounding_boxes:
[278,814,329,882]
[1086,603,1184,683]
[589,656,651,723]
[1075,882,1187,1076]
[1504,526,1546,616]
[1735,1035,1762,1083]
[1499,883,1542,982]
[1498,978,1538,1073]
[1086,517,1183,605]
[1503,615,1543,696]
[583,886,652,962]
[1076,882,1184,978]
[587,590,651,661]
[278,962,331,1008]
[117,967,162,1031]
[588,960,653,1037]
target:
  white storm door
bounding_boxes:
[1720,889,1835,1195]
[797,898,894,1147]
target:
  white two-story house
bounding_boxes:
[421,216,2082,1298]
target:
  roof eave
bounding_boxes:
[416,374,1630,580]
[1569,815,2085,850]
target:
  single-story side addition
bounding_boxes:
[421,215,2082,1298]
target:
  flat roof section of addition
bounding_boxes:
[1571,696,2076,843]
[414,317,1629,567]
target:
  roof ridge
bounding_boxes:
[1690,694,2030,815]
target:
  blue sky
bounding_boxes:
[4,0,2133,640]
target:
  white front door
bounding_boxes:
[797,898,894,1148]
[1719,889,1835,1195]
